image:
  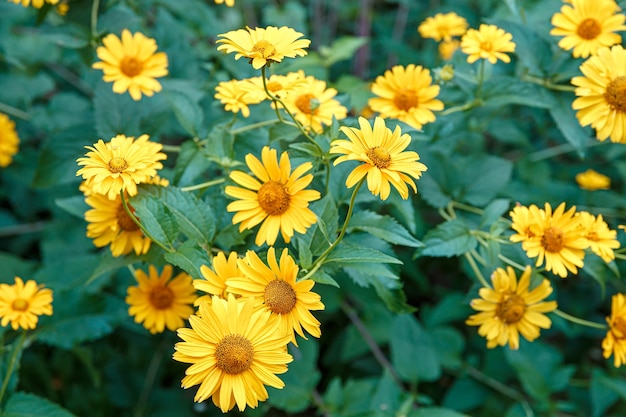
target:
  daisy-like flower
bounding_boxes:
[576,169,611,190]
[76,134,166,200]
[577,211,620,262]
[368,64,444,130]
[92,29,168,101]
[330,117,428,200]
[217,26,310,69]
[281,72,348,133]
[225,146,320,246]
[0,277,53,330]
[195,251,241,306]
[509,204,546,244]
[603,293,626,367]
[239,72,306,102]
[460,24,516,64]
[6,0,59,8]
[214,0,234,6]
[417,12,468,42]
[572,45,626,143]
[0,113,19,168]
[466,266,557,350]
[173,294,293,411]
[227,248,324,346]
[126,265,196,334]
[550,0,626,59]
[214,79,262,117]
[439,39,460,61]
[84,191,151,257]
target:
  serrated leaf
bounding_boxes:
[459,156,513,206]
[348,210,423,247]
[93,82,142,139]
[4,392,78,417]
[164,90,204,137]
[482,76,553,109]
[308,269,339,287]
[390,314,441,382]
[164,241,211,278]
[421,219,477,258]
[172,140,212,186]
[479,199,510,229]
[37,314,114,349]
[325,242,403,265]
[131,195,177,247]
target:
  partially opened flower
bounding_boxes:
[439,39,461,60]
[0,113,19,168]
[603,293,626,367]
[577,211,620,262]
[214,79,262,117]
[418,12,468,42]
[92,29,168,101]
[576,169,611,190]
[460,24,516,64]
[7,0,59,8]
[0,277,53,330]
[195,251,241,305]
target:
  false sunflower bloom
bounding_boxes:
[173,294,293,411]
[0,277,53,330]
[330,117,428,200]
[466,266,557,350]
[225,146,320,246]
[417,12,468,42]
[509,204,546,244]
[368,64,444,130]
[126,265,196,334]
[7,0,59,8]
[239,72,306,102]
[572,45,626,143]
[217,26,310,69]
[576,169,611,190]
[195,251,241,306]
[76,134,166,200]
[577,211,620,262]
[603,293,626,367]
[460,24,516,64]
[227,248,324,346]
[0,113,19,168]
[550,0,626,59]
[214,79,262,117]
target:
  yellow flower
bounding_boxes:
[509,204,545,244]
[225,146,320,246]
[227,248,324,346]
[466,266,557,350]
[603,293,626,367]
[368,64,444,130]
[173,294,293,411]
[439,39,460,61]
[55,1,68,15]
[214,79,262,117]
[126,265,196,334]
[330,117,428,200]
[214,0,234,6]
[0,277,53,330]
[550,0,626,58]
[92,29,168,101]
[239,72,307,102]
[572,45,626,143]
[195,251,241,305]
[576,169,611,190]
[577,211,620,262]
[76,134,166,200]
[418,12,468,42]
[84,192,151,257]
[217,26,310,69]
[6,0,59,8]
[281,72,348,133]
[460,24,516,64]
[0,113,19,168]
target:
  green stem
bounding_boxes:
[553,309,607,330]
[439,100,480,116]
[180,178,226,192]
[465,252,491,288]
[133,336,170,417]
[0,221,46,238]
[476,59,486,98]
[231,119,280,135]
[451,201,484,215]
[120,191,174,253]
[0,331,26,405]
[90,0,101,43]
[0,103,29,121]
[527,141,606,162]
[521,74,576,93]
[160,144,180,153]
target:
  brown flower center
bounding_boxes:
[257,180,290,215]
[295,93,320,115]
[541,227,564,252]
[366,146,391,169]
[612,316,626,338]
[480,41,493,52]
[108,157,129,173]
[215,334,254,374]
[496,293,526,324]
[116,203,140,231]
[12,298,29,312]
[149,285,174,310]
[252,40,276,58]
[264,279,297,314]
[393,89,418,111]
[604,76,626,112]
[576,18,601,40]
[120,57,143,77]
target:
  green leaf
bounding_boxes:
[0,253,35,281]
[164,241,211,278]
[390,314,441,382]
[421,219,477,258]
[490,19,552,73]
[442,377,488,412]
[459,155,513,207]
[372,280,416,314]
[591,370,622,417]
[325,242,403,265]
[54,196,89,220]
[37,314,114,350]
[172,140,212,186]
[423,293,471,328]
[93,82,142,139]
[370,370,402,415]
[319,36,368,67]
[348,210,423,247]
[483,76,554,109]
[430,326,464,369]
[4,392,78,417]
[549,91,591,156]
[411,407,471,417]
[309,269,340,287]
[131,195,177,248]
[163,89,204,137]
[479,199,510,229]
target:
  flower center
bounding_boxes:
[12,298,29,312]
[613,316,626,338]
[366,146,391,169]
[496,293,526,324]
[120,57,143,77]
[576,18,601,40]
[149,285,174,310]
[393,89,418,111]
[266,81,283,92]
[108,157,129,173]
[116,203,140,231]
[215,334,254,374]
[257,180,290,215]
[252,40,276,58]
[295,93,320,115]
[480,41,493,52]
[264,279,297,315]
[604,76,626,112]
[541,227,564,252]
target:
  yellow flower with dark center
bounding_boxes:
[7,0,59,8]
[239,72,307,102]
[195,251,241,305]
[0,277,53,330]
[550,0,626,58]
[330,117,427,200]
[572,45,626,143]
[577,211,620,262]
[368,64,444,130]
[126,265,196,334]
[216,26,310,69]
[509,204,546,244]
[466,266,557,350]
[576,169,611,190]
[225,146,320,246]
[460,24,516,64]
[226,248,324,346]
[92,29,168,101]
[418,12,468,42]
[173,294,293,411]
[603,293,626,367]
[281,72,347,133]
[84,191,151,257]
[76,134,166,200]
[0,113,19,168]
[214,79,262,117]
